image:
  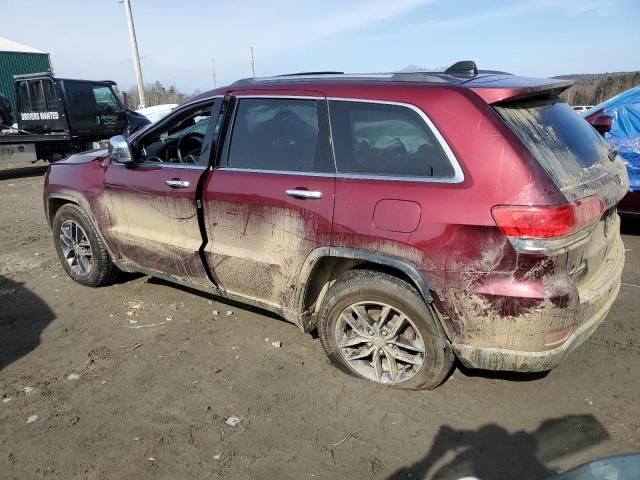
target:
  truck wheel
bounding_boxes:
[52,204,120,287]
[317,269,454,390]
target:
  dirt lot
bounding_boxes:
[1,161,639,480]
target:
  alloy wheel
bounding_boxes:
[59,220,93,276]
[334,301,426,384]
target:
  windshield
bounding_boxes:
[494,97,612,190]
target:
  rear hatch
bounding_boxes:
[492,94,628,292]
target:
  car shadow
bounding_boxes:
[0,275,56,371]
[0,164,48,180]
[386,414,608,480]
[455,362,550,382]
[620,216,640,236]
[146,276,288,324]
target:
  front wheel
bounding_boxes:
[52,204,120,287]
[317,269,454,390]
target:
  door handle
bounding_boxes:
[286,189,323,199]
[165,179,190,188]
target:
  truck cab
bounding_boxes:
[15,74,128,140]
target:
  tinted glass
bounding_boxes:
[329,101,454,178]
[494,97,612,189]
[226,98,330,172]
[65,82,96,115]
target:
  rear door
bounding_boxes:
[201,92,335,310]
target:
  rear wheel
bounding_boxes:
[52,204,120,287]
[317,269,454,390]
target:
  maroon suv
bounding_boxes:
[43,63,628,389]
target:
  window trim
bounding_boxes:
[327,97,464,183]
[221,94,334,174]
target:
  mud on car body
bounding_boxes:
[43,61,629,390]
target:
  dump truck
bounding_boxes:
[0,72,149,163]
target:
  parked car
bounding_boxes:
[43,62,629,389]
[583,87,640,216]
[136,103,177,123]
[0,92,12,126]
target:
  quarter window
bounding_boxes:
[329,101,454,178]
[226,98,332,173]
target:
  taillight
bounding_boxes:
[491,196,604,239]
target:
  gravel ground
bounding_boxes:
[1,161,639,480]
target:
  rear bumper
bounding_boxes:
[450,237,624,372]
[452,278,620,371]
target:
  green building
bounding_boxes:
[0,37,51,113]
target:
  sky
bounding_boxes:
[2,0,639,94]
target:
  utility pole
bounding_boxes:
[250,46,256,78]
[123,0,146,108]
[211,58,217,88]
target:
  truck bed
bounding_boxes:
[0,131,70,144]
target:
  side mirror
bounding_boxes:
[589,114,612,136]
[108,135,134,164]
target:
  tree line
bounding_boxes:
[117,81,197,109]
[558,72,640,106]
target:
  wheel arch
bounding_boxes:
[47,195,76,227]
[295,247,444,333]
[46,193,118,262]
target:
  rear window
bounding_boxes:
[494,97,612,189]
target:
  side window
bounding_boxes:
[134,102,214,165]
[329,100,455,178]
[92,86,119,110]
[225,98,332,173]
[65,82,95,115]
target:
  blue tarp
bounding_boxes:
[584,87,640,191]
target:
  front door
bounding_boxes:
[202,93,335,310]
[101,98,221,288]
[63,81,126,138]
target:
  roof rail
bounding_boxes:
[230,62,512,86]
[277,71,344,77]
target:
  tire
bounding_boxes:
[317,269,454,390]
[52,203,120,287]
